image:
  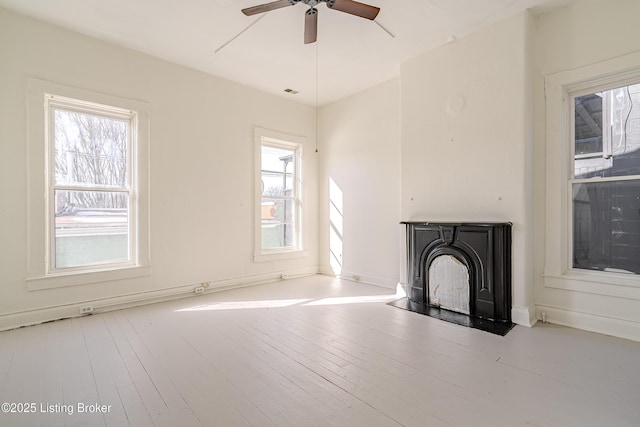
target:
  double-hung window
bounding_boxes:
[26,79,150,290]
[46,95,137,272]
[254,128,303,259]
[570,82,640,275]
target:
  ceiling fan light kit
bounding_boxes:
[242,0,380,44]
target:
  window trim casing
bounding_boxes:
[253,127,306,262]
[543,53,640,299]
[26,78,151,290]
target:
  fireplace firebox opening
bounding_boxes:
[428,254,470,315]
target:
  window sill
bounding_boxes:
[543,270,640,301]
[26,265,152,291]
[254,250,308,263]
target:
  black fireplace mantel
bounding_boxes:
[401,221,512,323]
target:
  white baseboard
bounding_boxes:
[512,305,537,327]
[535,304,640,342]
[0,267,318,332]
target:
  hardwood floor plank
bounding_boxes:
[60,318,105,427]
[265,304,528,426]
[102,312,199,427]
[178,311,345,425]
[108,311,204,427]
[221,319,403,426]
[233,314,448,427]
[121,309,258,426]
[41,321,71,427]
[80,314,152,426]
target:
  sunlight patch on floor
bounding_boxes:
[304,292,403,307]
[176,298,312,312]
[176,283,406,312]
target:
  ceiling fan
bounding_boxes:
[241,0,380,44]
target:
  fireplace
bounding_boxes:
[390,222,513,335]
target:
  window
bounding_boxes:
[571,82,640,275]
[46,95,137,271]
[254,128,304,259]
[26,79,150,290]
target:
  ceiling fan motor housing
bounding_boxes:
[296,0,350,7]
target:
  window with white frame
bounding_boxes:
[46,95,138,272]
[255,129,303,256]
[26,79,149,290]
[570,82,640,275]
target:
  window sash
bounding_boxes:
[568,84,640,277]
[256,132,303,255]
[46,95,137,272]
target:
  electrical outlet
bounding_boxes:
[194,286,205,295]
[80,305,93,315]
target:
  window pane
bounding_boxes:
[574,84,640,179]
[261,198,296,249]
[574,93,603,156]
[54,109,128,188]
[54,190,129,268]
[261,145,294,197]
[573,180,640,274]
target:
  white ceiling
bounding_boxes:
[0,0,577,105]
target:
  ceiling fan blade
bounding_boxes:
[242,0,294,16]
[326,0,379,20]
[304,8,318,44]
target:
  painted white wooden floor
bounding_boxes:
[1,275,639,427]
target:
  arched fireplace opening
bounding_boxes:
[428,254,470,315]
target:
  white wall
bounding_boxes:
[400,12,536,325]
[534,0,640,341]
[318,79,401,288]
[0,8,318,329]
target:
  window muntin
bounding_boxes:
[47,95,136,271]
[258,136,302,253]
[571,83,640,275]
